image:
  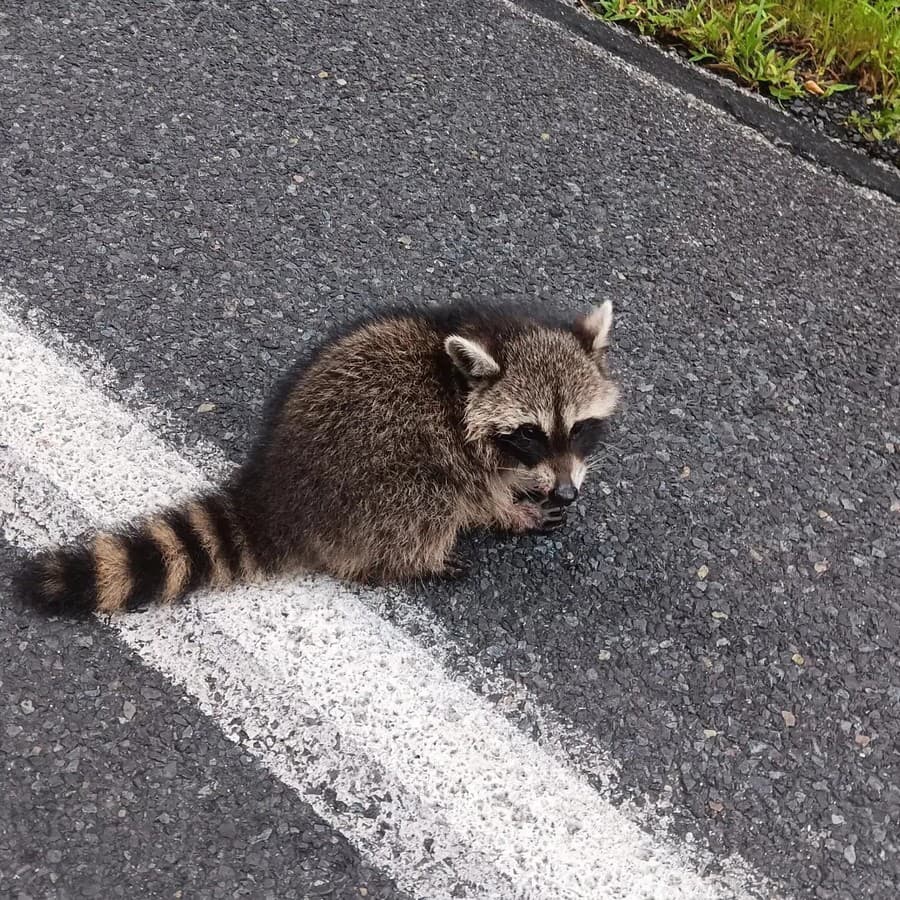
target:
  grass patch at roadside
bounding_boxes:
[586,0,900,144]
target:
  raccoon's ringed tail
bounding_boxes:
[187,499,232,589]
[93,533,134,615]
[21,492,254,614]
[146,516,192,603]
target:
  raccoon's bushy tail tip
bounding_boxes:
[16,545,97,617]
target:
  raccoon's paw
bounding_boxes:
[505,498,566,534]
[441,551,470,580]
[504,500,544,533]
[536,500,567,533]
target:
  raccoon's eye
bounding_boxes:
[494,423,549,465]
[516,423,546,442]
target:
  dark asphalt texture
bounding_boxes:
[1,0,899,898]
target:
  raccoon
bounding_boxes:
[19,300,619,614]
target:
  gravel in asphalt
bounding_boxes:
[1,0,898,897]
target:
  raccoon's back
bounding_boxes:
[232,315,470,551]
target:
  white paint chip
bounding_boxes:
[0,303,770,899]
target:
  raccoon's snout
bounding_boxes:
[550,483,578,506]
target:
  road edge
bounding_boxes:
[507,0,900,204]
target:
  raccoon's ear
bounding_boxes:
[444,335,500,380]
[575,300,613,365]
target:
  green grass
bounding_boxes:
[587,0,900,143]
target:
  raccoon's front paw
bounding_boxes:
[506,498,566,534]
[536,500,567,533]
[505,499,545,533]
[442,551,470,580]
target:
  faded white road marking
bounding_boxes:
[0,305,770,899]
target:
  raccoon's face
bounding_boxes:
[445,302,619,505]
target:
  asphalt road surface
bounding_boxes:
[1,1,898,898]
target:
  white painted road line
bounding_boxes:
[0,304,771,899]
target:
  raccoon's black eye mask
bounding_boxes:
[495,418,610,464]
[494,423,549,466]
[570,417,609,456]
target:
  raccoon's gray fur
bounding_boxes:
[19,300,620,614]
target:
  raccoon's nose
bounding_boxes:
[550,484,578,506]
